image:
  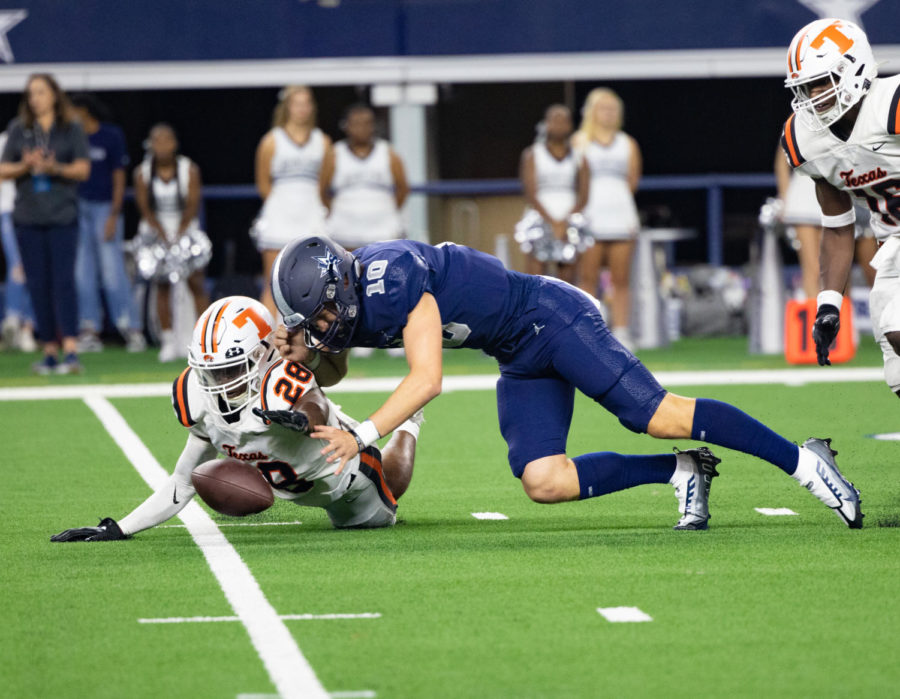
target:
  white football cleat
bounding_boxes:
[792,438,862,528]
[670,447,721,530]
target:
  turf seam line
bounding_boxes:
[83,395,330,699]
[0,366,886,402]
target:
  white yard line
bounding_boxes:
[0,367,886,402]
[83,395,329,699]
[471,512,509,520]
[139,613,382,624]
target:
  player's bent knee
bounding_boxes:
[520,455,577,503]
[646,393,695,439]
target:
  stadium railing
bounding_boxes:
[140,173,778,267]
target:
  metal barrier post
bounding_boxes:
[706,184,723,267]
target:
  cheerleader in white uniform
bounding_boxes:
[774,146,876,298]
[519,104,589,283]
[255,86,331,318]
[321,103,408,249]
[133,124,209,362]
[573,88,642,349]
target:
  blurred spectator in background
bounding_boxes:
[254,85,329,319]
[774,148,876,299]
[70,93,144,353]
[0,129,36,352]
[134,123,208,362]
[518,104,588,283]
[320,103,408,249]
[573,88,641,351]
[0,74,89,374]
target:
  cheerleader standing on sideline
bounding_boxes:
[519,104,589,283]
[255,86,330,319]
[320,103,408,250]
[573,88,642,351]
[133,124,209,362]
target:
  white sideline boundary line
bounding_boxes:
[83,396,329,699]
[0,367,885,402]
[140,613,382,624]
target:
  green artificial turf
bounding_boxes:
[2,368,898,698]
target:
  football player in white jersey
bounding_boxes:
[50,296,423,541]
[781,18,900,391]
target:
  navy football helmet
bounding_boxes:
[271,235,362,353]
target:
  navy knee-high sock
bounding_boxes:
[691,398,799,475]
[574,452,676,500]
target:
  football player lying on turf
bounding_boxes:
[270,235,862,530]
[51,297,422,542]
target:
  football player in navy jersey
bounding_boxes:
[270,235,863,529]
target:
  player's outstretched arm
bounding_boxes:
[312,293,443,470]
[51,434,216,542]
[813,178,856,365]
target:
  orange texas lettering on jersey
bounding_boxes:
[840,167,888,188]
[221,444,270,462]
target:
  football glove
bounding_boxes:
[51,517,129,543]
[812,304,841,366]
[252,407,310,434]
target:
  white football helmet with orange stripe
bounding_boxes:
[785,18,877,131]
[187,296,275,417]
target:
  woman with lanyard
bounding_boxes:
[0,73,89,374]
[254,85,330,319]
[573,88,642,352]
[518,104,589,283]
[133,123,209,362]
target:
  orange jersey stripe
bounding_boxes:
[174,367,193,427]
[360,451,397,505]
[259,359,283,412]
[783,114,802,167]
[889,83,900,135]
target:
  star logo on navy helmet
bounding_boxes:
[313,249,341,278]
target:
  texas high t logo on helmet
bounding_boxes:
[784,18,877,131]
[186,296,275,417]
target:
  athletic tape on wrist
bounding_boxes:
[817,290,843,311]
[821,209,856,228]
[352,419,381,450]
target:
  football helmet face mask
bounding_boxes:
[271,235,362,354]
[187,296,275,417]
[785,18,877,131]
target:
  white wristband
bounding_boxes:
[352,419,381,449]
[817,290,843,311]
[821,209,856,228]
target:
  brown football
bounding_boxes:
[191,458,274,517]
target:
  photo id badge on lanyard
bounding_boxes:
[32,126,51,194]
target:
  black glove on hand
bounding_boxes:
[51,517,129,542]
[812,304,841,366]
[252,407,310,434]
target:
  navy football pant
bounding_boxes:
[15,222,79,343]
